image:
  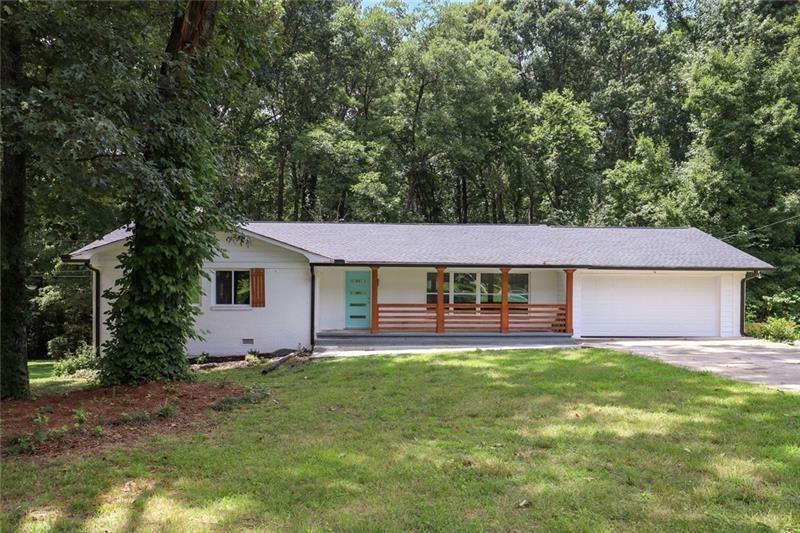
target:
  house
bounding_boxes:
[66,223,772,356]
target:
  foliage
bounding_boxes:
[748,317,798,343]
[52,342,98,377]
[756,288,800,323]
[99,1,279,385]
[244,351,263,366]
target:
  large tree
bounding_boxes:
[1,2,30,398]
[100,1,225,384]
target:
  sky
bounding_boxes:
[359,0,666,27]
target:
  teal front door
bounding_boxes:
[345,271,371,329]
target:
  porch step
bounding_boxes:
[314,331,574,349]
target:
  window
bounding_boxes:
[215,270,250,305]
[453,273,476,304]
[426,271,529,304]
[480,273,501,303]
[509,273,529,303]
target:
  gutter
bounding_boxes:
[309,261,772,272]
[61,255,101,356]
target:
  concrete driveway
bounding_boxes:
[583,338,800,392]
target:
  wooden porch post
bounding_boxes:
[436,267,446,333]
[500,268,510,333]
[564,268,575,335]
[371,266,379,333]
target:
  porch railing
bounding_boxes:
[376,303,566,333]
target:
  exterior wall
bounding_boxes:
[315,267,565,332]
[573,270,744,338]
[91,233,312,356]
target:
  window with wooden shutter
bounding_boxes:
[250,268,265,307]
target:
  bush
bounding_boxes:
[244,351,262,366]
[747,317,798,343]
[761,317,798,343]
[53,342,98,376]
[47,335,73,360]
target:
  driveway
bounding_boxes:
[583,338,800,392]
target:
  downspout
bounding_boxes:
[740,271,759,336]
[88,263,101,355]
[61,255,101,356]
[309,264,316,349]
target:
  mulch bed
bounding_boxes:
[1,381,248,458]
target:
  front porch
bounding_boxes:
[313,266,575,338]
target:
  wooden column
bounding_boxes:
[436,267,446,333]
[500,268,510,333]
[564,268,575,335]
[371,266,379,333]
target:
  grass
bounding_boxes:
[26,360,95,397]
[2,348,799,531]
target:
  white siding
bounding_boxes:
[574,270,743,338]
[91,233,312,356]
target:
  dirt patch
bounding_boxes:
[1,381,249,457]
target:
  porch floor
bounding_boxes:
[314,330,575,356]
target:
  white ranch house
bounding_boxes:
[67,223,772,356]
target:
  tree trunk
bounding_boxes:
[276,149,285,220]
[1,8,31,399]
[291,161,300,221]
[459,174,468,223]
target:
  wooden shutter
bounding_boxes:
[250,268,265,307]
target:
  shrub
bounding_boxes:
[244,351,262,366]
[53,342,98,377]
[47,335,73,360]
[761,317,798,343]
[747,317,798,343]
[744,322,765,338]
[154,402,179,419]
[73,409,89,426]
[32,414,49,443]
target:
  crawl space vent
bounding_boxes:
[241,338,255,345]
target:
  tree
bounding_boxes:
[1,1,31,398]
[524,90,602,224]
[604,136,675,226]
[101,1,227,384]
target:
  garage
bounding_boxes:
[578,274,721,337]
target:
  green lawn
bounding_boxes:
[26,360,95,397]
[3,349,799,531]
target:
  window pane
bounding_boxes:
[234,271,251,305]
[426,293,438,304]
[426,272,437,293]
[453,294,476,304]
[481,273,500,295]
[215,271,232,305]
[453,273,476,293]
[510,273,529,293]
[480,293,501,303]
[509,273,528,303]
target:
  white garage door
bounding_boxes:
[580,275,720,337]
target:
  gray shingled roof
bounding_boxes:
[70,222,772,270]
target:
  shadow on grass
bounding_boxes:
[3,348,799,531]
